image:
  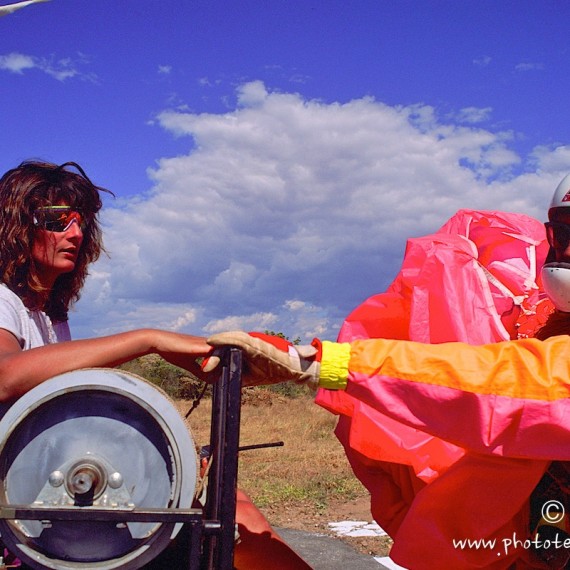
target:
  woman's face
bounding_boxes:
[31,206,84,288]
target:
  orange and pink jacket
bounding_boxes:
[315,209,566,569]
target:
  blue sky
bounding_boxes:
[2,0,570,341]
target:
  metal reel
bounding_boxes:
[0,368,197,570]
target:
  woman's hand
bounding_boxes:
[150,330,215,382]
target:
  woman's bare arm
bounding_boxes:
[0,328,213,401]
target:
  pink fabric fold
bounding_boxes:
[316,209,552,569]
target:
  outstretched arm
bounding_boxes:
[0,328,213,401]
[207,331,570,458]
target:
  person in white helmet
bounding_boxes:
[207,174,570,570]
[539,174,570,335]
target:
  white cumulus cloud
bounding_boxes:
[72,81,570,342]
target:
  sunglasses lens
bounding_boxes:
[34,207,85,232]
[546,222,570,250]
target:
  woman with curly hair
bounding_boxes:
[0,160,212,402]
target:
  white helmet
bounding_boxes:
[548,173,570,219]
[542,174,570,311]
[542,263,570,312]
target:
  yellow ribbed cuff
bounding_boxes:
[319,341,350,390]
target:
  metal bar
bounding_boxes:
[202,353,226,568]
[0,505,205,523]
[202,348,242,569]
[215,348,242,570]
[238,441,284,452]
[188,518,203,570]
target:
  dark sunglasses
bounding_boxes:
[545,221,570,250]
[33,206,86,233]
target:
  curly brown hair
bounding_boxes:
[0,160,114,321]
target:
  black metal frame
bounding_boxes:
[0,347,243,570]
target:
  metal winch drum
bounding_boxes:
[0,349,243,569]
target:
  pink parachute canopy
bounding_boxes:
[316,209,552,569]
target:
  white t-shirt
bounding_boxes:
[0,284,71,349]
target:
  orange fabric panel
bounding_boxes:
[349,336,570,402]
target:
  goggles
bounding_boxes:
[545,221,570,251]
[33,206,86,233]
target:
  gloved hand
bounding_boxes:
[203,331,322,388]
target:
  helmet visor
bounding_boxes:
[545,221,570,251]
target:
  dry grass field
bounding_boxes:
[177,388,394,559]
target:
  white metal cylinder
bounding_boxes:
[0,368,198,569]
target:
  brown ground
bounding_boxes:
[178,393,394,559]
[263,493,394,558]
